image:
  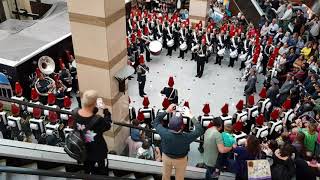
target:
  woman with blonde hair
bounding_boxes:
[73,90,112,175]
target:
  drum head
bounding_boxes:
[218,48,225,56]
[167,39,174,47]
[150,41,162,52]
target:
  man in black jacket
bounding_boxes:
[137,55,149,97]
[73,90,112,175]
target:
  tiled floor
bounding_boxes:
[127,48,257,165]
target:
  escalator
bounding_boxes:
[232,0,263,26]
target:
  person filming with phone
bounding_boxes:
[72,90,112,175]
[153,104,205,180]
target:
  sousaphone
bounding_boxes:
[35,56,56,96]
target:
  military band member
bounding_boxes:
[196,37,207,78]
[204,27,212,63]
[191,25,200,61]
[178,22,187,59]
[137,55,149,97]
[215,30,226,65]
[161,76,178,104]
[229,32,240,67]
[172,18,180,52]
[166,21,174,57]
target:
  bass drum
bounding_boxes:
[179,42,187,51]
[230,50,238,58]
[149,41,163,56]
[217,48,225,57]
[167,39,174,47]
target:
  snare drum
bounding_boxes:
[149,41,163,56]
[230,50,238,58]
[167,39,174,47]
[218,48,225,57]
[239,53,247,61]
[191,44,199,52]
[179,42,187,51]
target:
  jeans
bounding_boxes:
[205,166,215,180]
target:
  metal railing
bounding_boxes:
[0,166,129,180]
[0,96,203,142]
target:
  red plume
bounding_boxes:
[233,121,243,132]
[221,103,229,115]
[202,103,210,115]
[15,82,23,96]
[63,96,72,109]
[142,96,150,107]
[48,111,58,123]
[162,97,170,109]
[137,111,145,122]
[11,103,20,116]
[33,107,42,119]
[282,99,291,110]
[168,76,174,87]
[31,88,39,101]
[248,95,255,106]
[255,114,265,126]
[259,87,267,99]
[183,101,190,108]
[47,92,56,105]
[270,109,280,121]
[236,100,244,111]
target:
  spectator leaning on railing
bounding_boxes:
[153,104,205,180]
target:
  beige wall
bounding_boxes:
[67,0,130,154]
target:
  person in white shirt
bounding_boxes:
[280,32,291,44]
[268,19,279,36]
[260,21,270,36]
[306,17,320,40]
[281,4,293,21]
[275,2,287,19]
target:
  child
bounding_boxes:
[215,124,236,175]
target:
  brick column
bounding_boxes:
[67,0,129,154]
[189,0,210,27]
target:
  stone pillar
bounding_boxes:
[189,0,210,27]
[67,0,129,154]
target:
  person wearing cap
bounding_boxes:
[267,78,280,106]
[203,117,233,179]
[161,76,178,104]
[153,104,204,180]
[136,55,149,97]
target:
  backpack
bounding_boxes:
[64,114,100,163]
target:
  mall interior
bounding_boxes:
[0,0,320,179]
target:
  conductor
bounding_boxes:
[195,37,207,78]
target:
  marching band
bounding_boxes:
[126,8,266,80]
